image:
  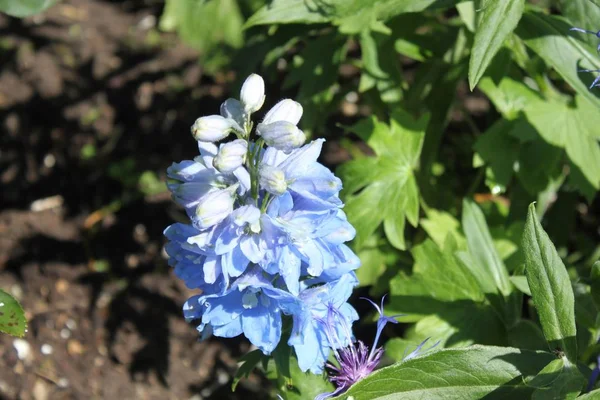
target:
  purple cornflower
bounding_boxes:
[570,27,600,89]
[588,355,599,392]
[314,297,434,400]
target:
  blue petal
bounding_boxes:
[241,302,282,355]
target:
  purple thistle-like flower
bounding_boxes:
[314,297,439,400]
[588,354,600,392]
[314,297,401,400]
[570,27,600,89]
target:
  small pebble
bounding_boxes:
[13,339,31,360]
[60,328,71,339]
[40,344,53,355]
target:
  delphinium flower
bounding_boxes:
[164,74,360,372]
[570,27,600,89]
[314,296,437,400]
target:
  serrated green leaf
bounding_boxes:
[332,346,555,400]
[0,0,56,17]
[0,290,27,338]
[420,209,466,250]
[469,0,525,90]
[523,203,578,362]
[515,11,600,108]
[340,112,427,250]
[389,239,507,346]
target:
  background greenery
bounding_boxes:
[2,0,599,398]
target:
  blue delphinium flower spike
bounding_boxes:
[164,73,361,374]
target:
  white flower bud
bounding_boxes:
[259,165,287,196]
[191,115,235,142]
[240,74,265,114]
[213,139,248,173]
[256,121,306,153]
[262,99,303,125]
[194,184,238,229]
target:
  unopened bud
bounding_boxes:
[256,121,306,153]
[259,165,287,196]
[193,184,238,229]
[263,99,303,125]
[213,139,248,173]
[240,74,265,114]
[191,115,235,142]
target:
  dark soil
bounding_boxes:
[0,1,265,398]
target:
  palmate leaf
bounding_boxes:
[522,204,578,362]
[339,111,427,250]
[332,346,555,400]
[0,0,57,17]
[389,238,510,348]
[468,0,525,90]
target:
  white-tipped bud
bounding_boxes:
[240,74,265,114]
[259,165,287,196]
[263,99,303,125]
[194,184,238,229]
[191,115,235,142]
[256,121,306,153]
[213,139,248,173]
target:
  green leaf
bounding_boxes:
[420,209,466,251]
[271,353,333,400]
[522,203,578,362]
[246,0,465,28]
[515,11,600,108]
[0,0,56,17]
[469,0,525,90]
[473,119,520,193]
[510,276,532,296]
[160,0,244,70]
[578,389,600,399]
[340,111,427,250]
[462,200,513,297]
[389,239,509,346]
[524,97,600,193]
[531,359,585,399]
[507,319,547,351]
[333,346,555,400]
[0,289,27,338]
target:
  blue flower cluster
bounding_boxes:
[164,74,360,373]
